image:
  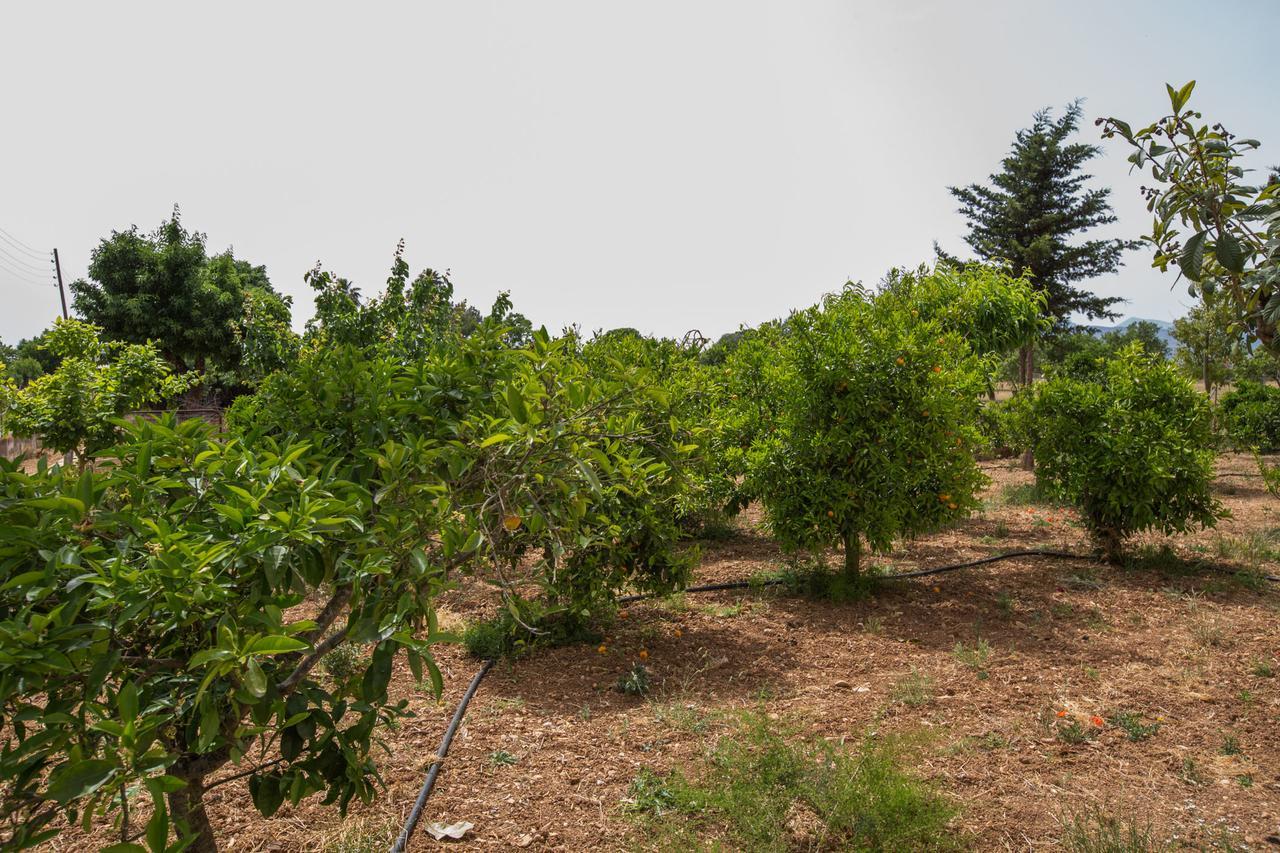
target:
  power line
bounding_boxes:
[0,244,51,275]
[0,258,53,287]
[0,227,49,259]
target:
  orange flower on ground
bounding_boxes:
[638,649,649,661]
[1056,709,1068,718]
[597,645,607,655]
[618,610,628,620]
[1090,715,1104,727]
[673,628,683,639]
[932,586,941,593]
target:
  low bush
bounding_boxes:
[1220,381,1280,450]
[1028,345,1225,561]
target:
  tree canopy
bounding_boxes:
[70,208,296,386]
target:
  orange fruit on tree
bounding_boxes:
[502,514,522,532]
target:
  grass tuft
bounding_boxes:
[626,713,960,851]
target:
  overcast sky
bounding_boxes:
[2,0,1277,345]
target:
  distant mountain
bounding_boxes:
[1080,317,1178,352]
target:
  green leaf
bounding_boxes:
[117,682,138,723]
[1214,230,1246,274]
[45,758,116,804]
[1178,230,1208,281]
[242,657,268,698]
[505,384,529,424]
[479,432,512,448]
[244,636,309,656]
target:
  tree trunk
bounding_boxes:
[842,529,861,580]
[1019,343,1035,471]
[169,773,218,853]
[1098,528,1124,565]
[169,763,220,853]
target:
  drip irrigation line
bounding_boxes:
[391,658,493,853]
[619,548,1099,603]
[391,547,1278,847]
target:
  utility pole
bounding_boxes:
[53,248,68,319]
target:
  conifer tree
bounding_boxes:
[948,101,1138,390]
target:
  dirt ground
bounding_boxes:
[54,455,1280,851]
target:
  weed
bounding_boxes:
[626,713,960,850]
[320,814,398,853]
[1059,804,1164,852]
[1179,756,1206,786]
[463,606,602,660]
[652,702,710,735]
[701,600,746,618]
[1251,658,1274,678]
[1110,711,1160,742]
[1052,602,1076,619]
[489,749,518,766]
[951,637,992,673]
[1062,571,1103,590]
[617,663,652,697]
[1083,666,1100,681]
[1236,774,1253,788]
[891,669,935,707]
[995,591,1016,614]
[862,615,886,634]
[1219,734,1241,756]
[578,704,591,721]
[1001,482,1054,506]
[1191,618,1226,649]
[993,519,1010,538]
[1055,719,1096,745]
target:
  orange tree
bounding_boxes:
[743,264,1043,577]
[1027,344,1225,561]
[0,311,695,849]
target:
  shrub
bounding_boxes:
[1028,345,1225,561]
[745,264,1043,577]
[1219,381,1280,450]
[2,318,192,461]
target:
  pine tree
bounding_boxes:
[948,101,1138,390]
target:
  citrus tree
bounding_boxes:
[3,319,191,463]
[0,417,459,851]
[1027,344,1224,561]
[233,318,696,631]
[745,264,1043,577]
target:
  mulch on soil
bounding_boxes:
[53,455,1280,851]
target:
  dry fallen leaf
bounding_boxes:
[426,821,474,841]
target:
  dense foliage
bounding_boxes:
[1028,345,1224,560]
[0,319,191,460]
[69,208,297,392]
[742,265,1044,576]
[1218,382,1280,451]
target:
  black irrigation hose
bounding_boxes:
[619,548,1098,603]
[390,659,494,853]
[391,547,1278,847]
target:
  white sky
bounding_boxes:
[2,0,1277,344]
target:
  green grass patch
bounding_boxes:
[626,713,960,851]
